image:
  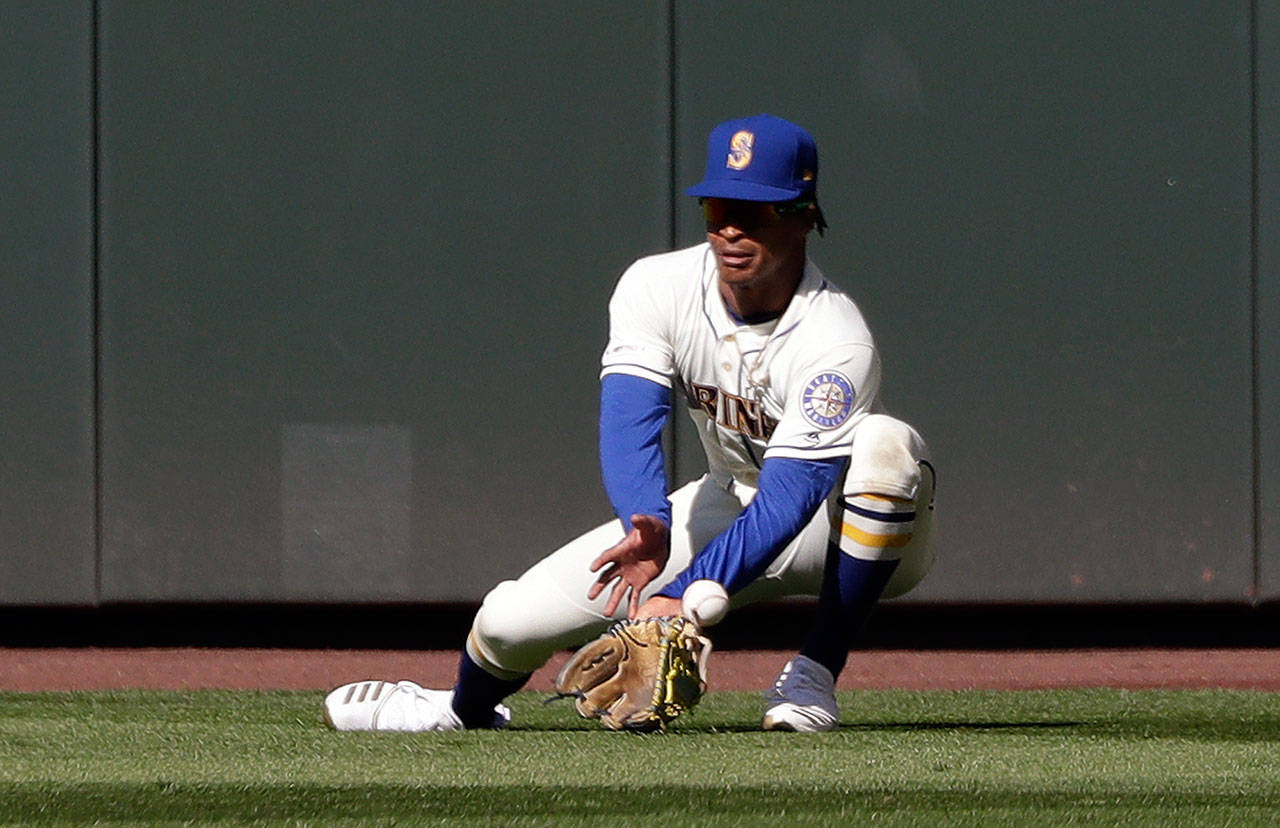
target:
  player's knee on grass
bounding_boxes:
[466,580,544,679]
[467,578,609,679]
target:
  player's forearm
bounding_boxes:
[659,456,844,597]
[599,373,672,531]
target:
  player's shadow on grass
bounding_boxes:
[846,720,1086,732]
[666,720,1086,734]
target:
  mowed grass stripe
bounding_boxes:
[1,689,1279,825]
[1,783,1279,825]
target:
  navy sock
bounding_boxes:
[451,651,531,728]
[799,544,899,680]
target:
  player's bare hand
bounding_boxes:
[634,595,682,620]
[588,514,671,619]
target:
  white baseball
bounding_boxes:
[681,579,729,627]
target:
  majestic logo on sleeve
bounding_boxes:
[801,371,855,429]
[726,131,754,170]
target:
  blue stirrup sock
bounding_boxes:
[451,651,530,728]
[799,545,899,680]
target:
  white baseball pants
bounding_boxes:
[466,414,934,678]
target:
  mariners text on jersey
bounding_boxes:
[686,381,780,441]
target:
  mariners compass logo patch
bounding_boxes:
[801,371,855,429]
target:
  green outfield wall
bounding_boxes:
[0,1,1274,606]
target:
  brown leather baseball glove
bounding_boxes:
[552,616,711,732]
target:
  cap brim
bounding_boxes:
[685,179,805,202]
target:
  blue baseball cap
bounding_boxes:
[686,114,819,202]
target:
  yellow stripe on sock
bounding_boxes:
[842,522,913,548]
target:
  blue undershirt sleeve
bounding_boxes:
[657,455,845,598]
[599,373,672,532]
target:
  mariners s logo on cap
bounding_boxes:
[801,371,855,429]
[726,130,754,170]
[686,114,820,204]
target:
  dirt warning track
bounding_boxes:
[2,648,1278,692]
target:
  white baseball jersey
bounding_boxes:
[600,242,882,488]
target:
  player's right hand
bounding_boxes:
[587,514,671,619]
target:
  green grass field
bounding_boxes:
[2,688,1279,825]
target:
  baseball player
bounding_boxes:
[325,113,935,733]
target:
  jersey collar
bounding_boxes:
[700,244,827,341]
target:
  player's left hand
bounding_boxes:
[587,514,670,619]
[635,595,682,620]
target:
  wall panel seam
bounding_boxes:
[90,0,103,607]
[1250,0,1262,603]
[665,0,683,486]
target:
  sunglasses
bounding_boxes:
[699,197,815,230]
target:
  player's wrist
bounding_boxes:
[627,512,671,535]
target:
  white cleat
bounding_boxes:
[762,701,839,732]
[323,680,511,732]
[761,656,840,733]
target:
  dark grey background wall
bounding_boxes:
[0,4,96,604]
[1,1,1274,606]
[96,1,668,601]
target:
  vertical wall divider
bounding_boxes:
[1249,0,1262,603]
[90,0,103,606]
[664,0,682,489]
[1255,0,1280,600]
